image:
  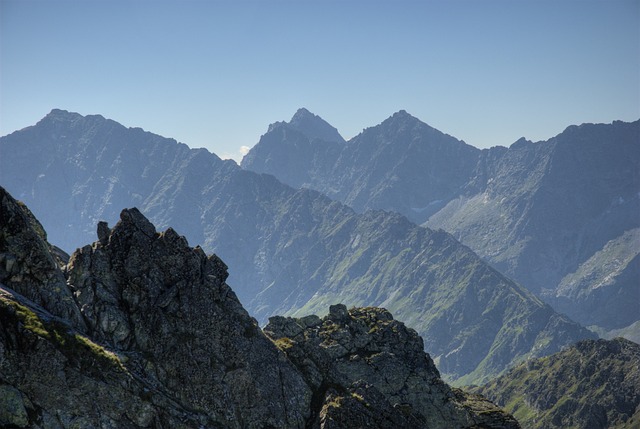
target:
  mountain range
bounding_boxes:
[0,185,520,428]
[0,109,598,385]
[241,109,640,338]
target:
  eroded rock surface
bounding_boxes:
[67,207,311,428]
[266,304,520,429]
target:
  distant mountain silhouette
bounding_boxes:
[0,109,596,384]
[242,110,640,338]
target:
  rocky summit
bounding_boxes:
[0,186,518,428]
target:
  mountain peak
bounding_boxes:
[290,107,314,121]
[38,109,109,130]
[48,108,71,116]
[369,110,435,136]
[41,108,83,122]
[286,107,345,143]
[393,109,411,117]
[389,109,421,123]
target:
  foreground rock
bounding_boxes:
[1,187,311,428]
[67,207,312,427]
[0,186,517,428]
[266,304,519,429]
[473,337,640,429]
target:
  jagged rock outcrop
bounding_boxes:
[472,337,640,429]
[266,304,520,429]
[66,207,312,428]
[0,187,85,329]
[0,189,518,428]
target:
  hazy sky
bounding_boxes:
[2,0,638,161]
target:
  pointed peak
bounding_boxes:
[117,208,157,238]
[376,110,428,132]
[509,137,533,149]
[286,108,345,144]
[389,109,419,122]
[291,107,314,120]
[393,109,412,117]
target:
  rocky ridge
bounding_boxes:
[0,186,518,428]
[265,304,519,428]
[472,337,640,429]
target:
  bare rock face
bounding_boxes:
[0,288,211,428]
[67,208,311,428]
[265,304,520,429]
[0,187,85,330]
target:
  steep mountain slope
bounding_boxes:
[0,187,519,428]
[0,110,595,384]
[552,228,640,332]
[429,121,640,332]
[242,111,640,337]
[472,337,640,429]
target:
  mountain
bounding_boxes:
[242,111,640,338]
[241,108,345,191]
[0,109,595,384]
[472,337,640,429]
[0,186,519,428]
[242,110,480,225]
[287,107,346,144]
[429,121,640,335]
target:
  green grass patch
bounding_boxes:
[1,297,123,373]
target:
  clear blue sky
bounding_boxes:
[2,0,638,161]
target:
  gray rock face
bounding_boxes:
[0,287,213,428]
[67,207,312,428]
[265,304,520,429]
[552,228,640,331]
[0,187,85,329]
